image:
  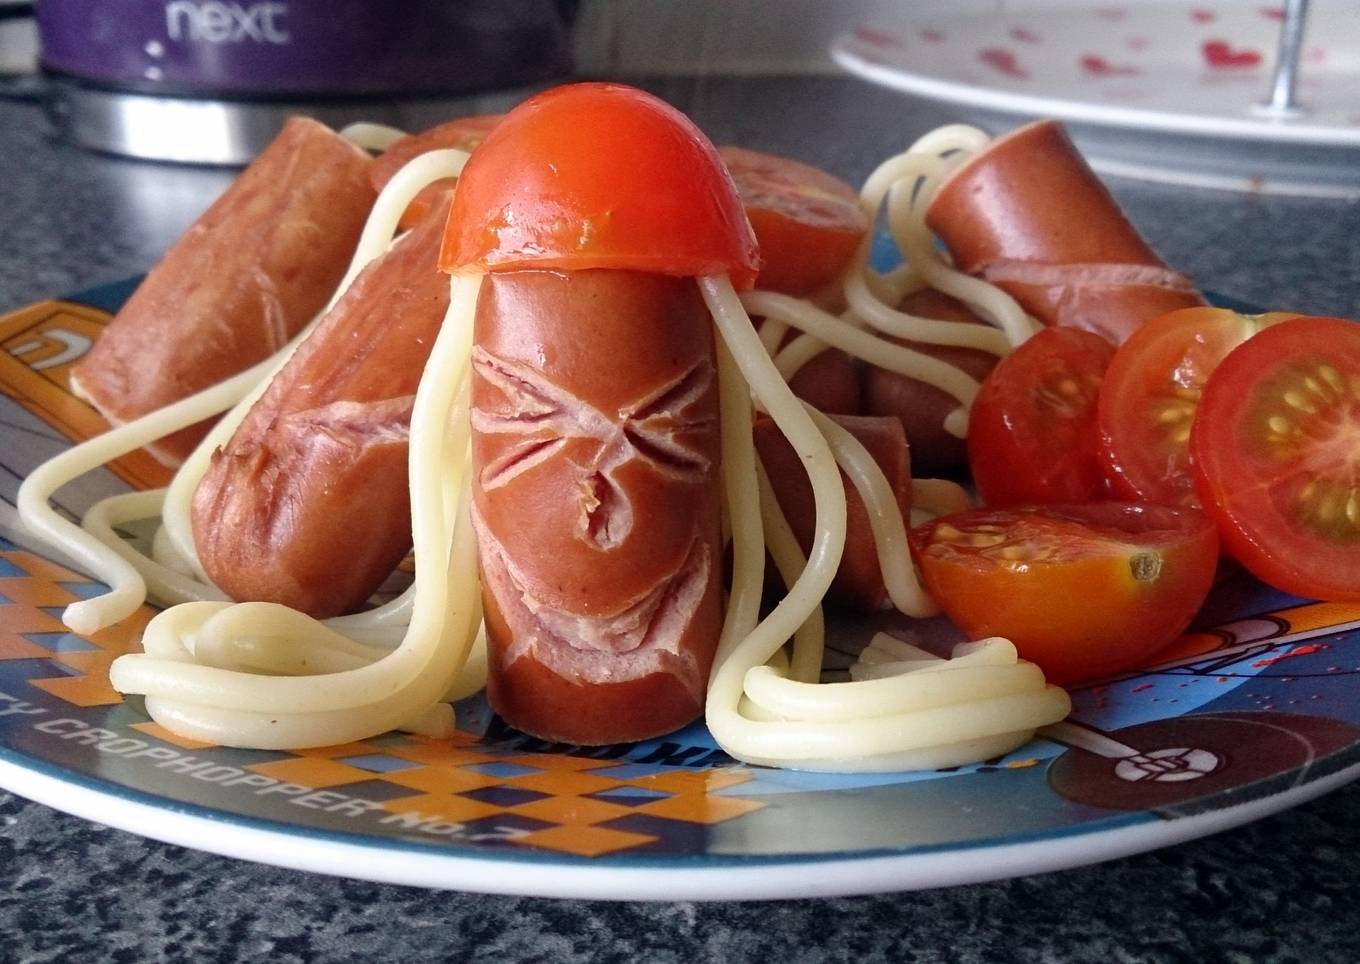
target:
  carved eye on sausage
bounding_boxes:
[440,83,759,746]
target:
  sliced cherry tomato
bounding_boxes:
[369,115,502,231]
[717,146,867,296]
[1191,316,1360,601]
[1098,307,1299,507]
[910,503,1219,684]
[967,327,1115,506]
[441,83,760,287]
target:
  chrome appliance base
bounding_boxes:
[43,76,542,165]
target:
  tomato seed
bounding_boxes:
[1283,390,1317,413]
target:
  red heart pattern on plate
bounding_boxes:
[1202,39,1263,68]
[1081,55,1140,77]
[843,5,1346,120]
[979,47,1028,79]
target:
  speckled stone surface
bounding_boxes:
[3,78,1360,963]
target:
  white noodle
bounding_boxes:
[911,478,972,519]
[848,152,1014,355]
[772,329,838,383]
[741,290,977,438]
[805,408,937,618]
[18,367,266,635]
[754,462,825,685]
[339,122,409,152]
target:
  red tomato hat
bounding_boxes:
[440,82,761,289]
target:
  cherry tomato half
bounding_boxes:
[911,503,1219,684]
[1098,307,1299,507]
[717,146,867,296]
[967,327,1115,506]
[440,83,760,287]
[370,115,502,231]
[1191,316,1360,601]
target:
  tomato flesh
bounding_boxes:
[718,146,867,296]
[1098,307,1298,507]
[911,503,1219,684]
[440,83,760,287]
[968,327,1115,506]
[1191,316,1360,601]
[370,115,502,231]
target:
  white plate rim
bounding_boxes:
[830,32,1360,148]
[5,742,1359,900]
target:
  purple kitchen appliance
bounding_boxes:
[36,0,575,163]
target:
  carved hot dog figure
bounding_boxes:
[926,120,1206,345]
[438,84,759,745]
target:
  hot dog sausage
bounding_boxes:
[70,117,377,466]
[862,289,999,475]
[781,334,862,416]
[926,120,1206,345]
[191,193,453,619]
[440,83,757,745]
[472,269,724,745]
[755,413,912,611]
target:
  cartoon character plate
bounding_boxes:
[831,1,1360,197]
[1,280,1359,900]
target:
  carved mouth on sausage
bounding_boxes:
[474,506,709,694]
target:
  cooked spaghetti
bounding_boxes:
[17,120,1071,768]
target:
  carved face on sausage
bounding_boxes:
[471,268,721,661]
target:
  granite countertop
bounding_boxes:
[2,77,1360,963]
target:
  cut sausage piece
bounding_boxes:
[766,326,862,416]
[755,413,912,611]
[787,345,861,415]
[862,289,999,475]
[70,117,377,466]
[925,120,1205,345]
[472,269,724,746]
[191,193,453,619]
